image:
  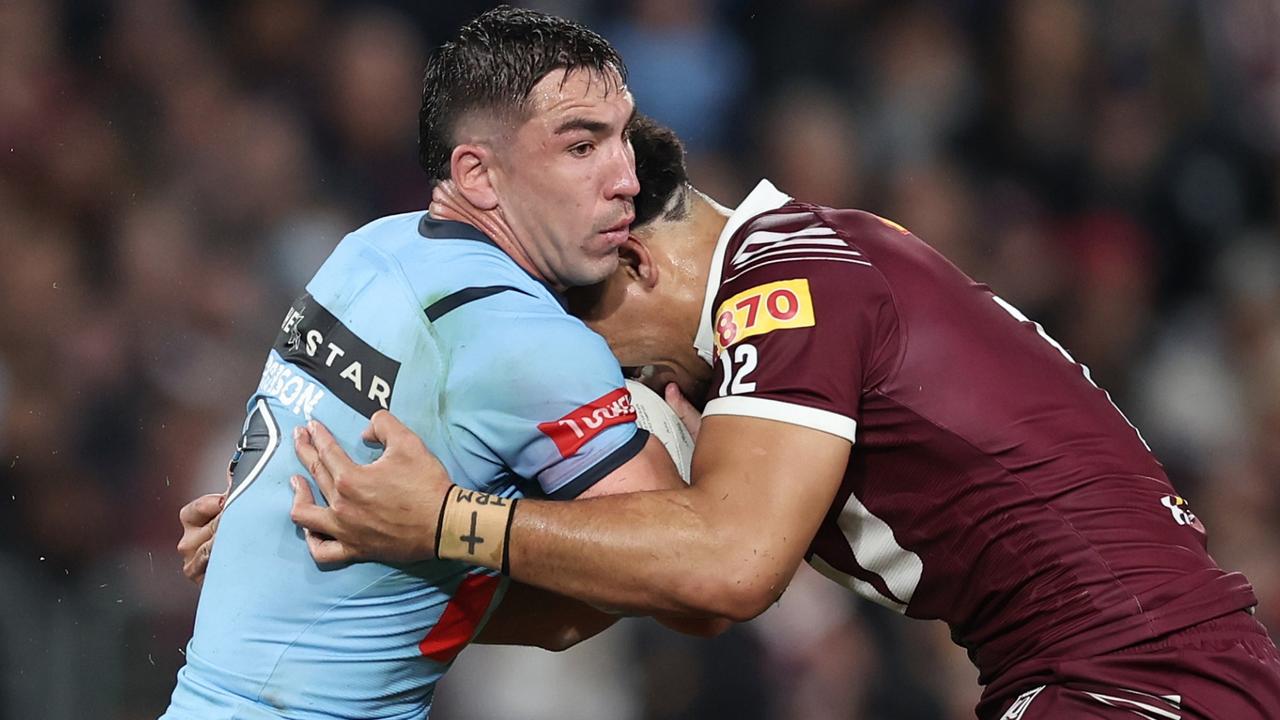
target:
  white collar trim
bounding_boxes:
[693,179,792,364]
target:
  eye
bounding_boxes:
[568,142,595,158]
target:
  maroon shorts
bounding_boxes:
[980,611,1280,719]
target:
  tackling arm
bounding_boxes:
[500,414,851,621]
[288,422,731,648]
[467,433,727,649]
[289,410,848,622]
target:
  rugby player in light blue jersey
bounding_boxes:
[163,9,710,719]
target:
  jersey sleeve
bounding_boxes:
[702,225,899,444]
[437,288,647,500]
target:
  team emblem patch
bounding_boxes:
[538,387,636,458]
[1000,686,1044,719]
[1161,494,1202,531]
[714,279,815,352]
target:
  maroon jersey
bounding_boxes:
[697,181,1257,695]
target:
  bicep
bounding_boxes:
[576,433,685,499]
[690,413,851,590]
[705,257,895,429]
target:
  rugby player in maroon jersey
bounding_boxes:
[283,116,1280,718]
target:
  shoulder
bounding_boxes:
[715,204,896,330]
[708,204,904,391]
[309,212,430,289]
[303,215,433,319]
[438,284,619,388]
[726,204,912,271]
[720,204,895,288]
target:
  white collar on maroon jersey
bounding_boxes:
[693,179,793,365]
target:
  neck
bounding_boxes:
[428,181,551,286]
[689,190,730,345]
[692,190,731,283]
[663,191,729,381]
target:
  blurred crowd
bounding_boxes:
[0,0,1276,718]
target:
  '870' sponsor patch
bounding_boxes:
[714,279,815,352]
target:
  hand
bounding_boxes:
[177,493,225,586]
[289,410,453,565]
[664,383,702,441]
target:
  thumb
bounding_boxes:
[664,383,702,440]
[364,409,415,450]
[180,493,226,528]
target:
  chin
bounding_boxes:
[564,255,619,288]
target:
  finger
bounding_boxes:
[365,410,413,450]
[177,521,216,557]
[308,419,357,479]
[195,539,214,574]
[182,555,201,583]
[305,530,356,564]
[183,540,214,584]
[294,425,336,499]
[289,476,344,538]
[664,383,702,438]
[176,504,221,556]
[179,493,226,528]
[360,413,384,445]
[663,382,693,410]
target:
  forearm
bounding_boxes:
[291,413,838,622]
[503,483,784,622]
[473,579,729,649]
[474,582,618,651]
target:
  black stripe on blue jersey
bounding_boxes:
[418,214,493,244]
[425,286,535,322]
[547,429,650,500]
[274,293,401,419]
[417,213,569,311]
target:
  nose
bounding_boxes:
[607,139,640,201]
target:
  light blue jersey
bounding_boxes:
[162,213,647,720]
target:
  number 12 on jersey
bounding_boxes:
[718,343,759,396]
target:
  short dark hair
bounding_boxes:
[629,114,690,227]
[418,6,627,181]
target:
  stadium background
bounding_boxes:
[0,0,1277,717]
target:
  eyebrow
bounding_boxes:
[553,117,610,135]
[550,105,634,135]
[554,106,636,136]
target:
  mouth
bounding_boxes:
[597,214,634,248]
[600,214,634,235]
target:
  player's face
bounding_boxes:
[567,222,713,397]
[491,67,638,289]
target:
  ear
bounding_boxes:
[619,235,660,290]
[449,143,499,211]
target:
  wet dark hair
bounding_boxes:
[629,114,691,227]
[418,6,627,181]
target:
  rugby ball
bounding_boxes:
[625,379,695,484]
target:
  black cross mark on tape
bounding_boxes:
[460,511,484,555]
